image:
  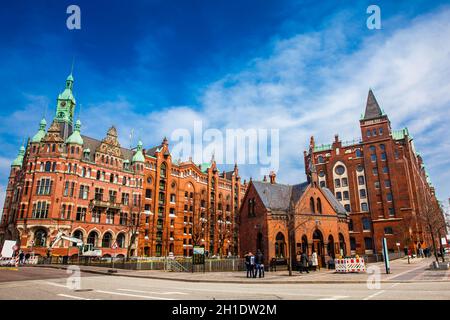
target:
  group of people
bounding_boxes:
[296,250,319,273]
[244,250,265,278]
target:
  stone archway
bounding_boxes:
[275,232,286,259]
[327,234,335,259]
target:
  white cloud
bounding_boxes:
[1,7,449,203]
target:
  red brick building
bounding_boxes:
[304,90,446,255]
[239,172,350,267]
[138,146,246,257]
[0,72,246,259]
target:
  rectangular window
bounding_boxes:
[371,154,377,162]
[335,192,342,201]
[106,212,114,224]
[358,176,365,185]
[385,180,391,188]
[343,191,349,200]
[95,188,104,201]
[359,189,367,199]
[36,178,52,195]
[109,190,117,203]
[170,194,176,203]
[372,167,378,175]
[382,166,389,174]
[79,185,89,200]
[384,227,393,235]
[374,181,380,189]
[381,152,387,161]
[341,178,348,187]
[388,207,395,216]
[334,179,341,188]
[122,193,129,205]
[92,209,100,223]
[145,189,152,199]
[76,207,86,222]
[386,193,393,201]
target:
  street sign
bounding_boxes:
[193,245,205,265]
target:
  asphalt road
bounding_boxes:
[0,267,450,300]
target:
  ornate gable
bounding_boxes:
[96,126,123,158]
[42,120,64,143]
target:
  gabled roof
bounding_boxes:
[362,89,383,120]
[321,187,348,217]
[145,144,163,157]
[251,181,347,218]
[81,135,133,162]
[252,181,309,211]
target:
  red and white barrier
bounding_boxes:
[335,258,366,273]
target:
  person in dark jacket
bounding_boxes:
[255,250,264,278]
[299,251,309,274]
[244,252,252,278]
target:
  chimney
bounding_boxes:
[269,171,276,184]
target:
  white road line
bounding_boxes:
[95,290,174,300]
[43,281,69,288]
[390,283,401,288]
[363,290,386,300]
[318,296,349,300]
[58,294,90,300]
[117,288,187,295]
[388,263,427,280]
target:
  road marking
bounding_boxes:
[318,296,348,300]
[390,283,401,288]
[58,294,90,300]
[363,290,386,300]
[117,288,187,295]
[43,281,69,288]
[388,263,427,280]
[95,290,174,300]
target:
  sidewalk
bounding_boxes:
[33,256,449,284]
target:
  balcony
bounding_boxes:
[90,199,121,210]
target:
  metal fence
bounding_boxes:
[37,256,246,272]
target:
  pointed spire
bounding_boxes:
[12,145,25,167]
[132,140,145,163]
[66,119,84,145]
[363,89,383,120]
[31,118,47,143]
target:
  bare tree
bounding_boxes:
[123,195,144,261]
[286,199,314,276]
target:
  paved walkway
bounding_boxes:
[31,256,449,284]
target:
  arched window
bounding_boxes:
[110,174,114,183]
[275,232,286,258]
[34,229,47,247]
[160,163,167,178]
[71,146,75,154]
[52,162,56,172]
[316,198,322,214]
[310,197,315,213]
[317,155,324,164]
[102,232,112,248]
[72,230,83,246]
[87,231,98,247]
[44,161,52,172]
[116,233,125,248]
[355,149,362,158]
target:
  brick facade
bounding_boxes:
[304,90,446,255]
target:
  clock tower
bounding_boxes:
[55,72,76,140]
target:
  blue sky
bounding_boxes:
[1,0,450,210]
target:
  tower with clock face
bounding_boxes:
[55,73,76,139]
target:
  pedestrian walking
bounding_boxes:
[18,250,25,265]
[299,251,309,274]
[255,249,264,278]
[311,250,319,271]
[296,251,301,272]
[244,252,252,278]
[249,252,256,278]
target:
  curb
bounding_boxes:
[32,265,450,285]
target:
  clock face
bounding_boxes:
[60,101,66,107]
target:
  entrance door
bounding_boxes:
[312,229,324,267]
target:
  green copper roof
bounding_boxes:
[67,73,74,82]
[132,140,145,163]
[200,162,212,173]
[31,118,47,143]
[392,127,410,141]
[11,145,25,167]
[66,120,84,145]
[314,144,332,152]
